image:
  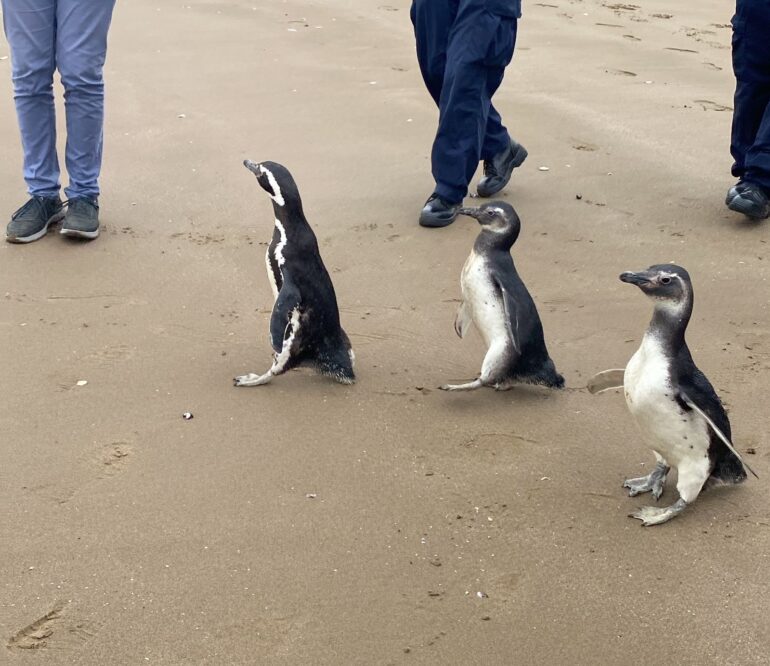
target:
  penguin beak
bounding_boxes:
[619,271,653,286]
[243,159,261,175]
[458,207,481,221]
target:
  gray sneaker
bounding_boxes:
[6,196,65,244]
[60,197,100,239]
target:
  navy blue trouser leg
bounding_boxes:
[731,0,770,191]
[412,0,517,203]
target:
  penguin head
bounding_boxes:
[243,160,300,209]
[620,264,693,314]
[459,202,520,241]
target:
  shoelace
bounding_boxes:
[483,160,499,178]
[11,196,49,221]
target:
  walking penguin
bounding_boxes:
[440,202,563,391]
[588,264,756,526]
[234,160,355,387]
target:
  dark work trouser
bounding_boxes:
[411,0,518,204]
[731,0,770,190]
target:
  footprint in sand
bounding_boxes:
[572,141,599,152]
[84,344,136,366]
[694,99,733,112]
[98,441,133,478]
[650,13,673,19]
[6,602,101,652]
[25,441,134,504]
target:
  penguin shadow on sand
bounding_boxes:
[587,264,758,526]
[234,160,355,388]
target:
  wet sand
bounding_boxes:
[1,0,768,663]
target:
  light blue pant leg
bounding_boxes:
[56,0,115,200]
[1,0,60,197]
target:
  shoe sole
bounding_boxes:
[727,195,770,220]
[60,227,100,240]
[476,143,529,198]
[5,211,65,244]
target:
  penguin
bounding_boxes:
[440,202,564,391]
[234,160,355,386]
[589,264,756,526]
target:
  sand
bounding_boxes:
[1,0,769,663]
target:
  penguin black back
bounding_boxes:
[235,160,354,385]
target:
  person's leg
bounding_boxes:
[432,1,516,204]
[475,55,528,198]
[730,81,769,184]
[481,103,510,161]
[410,0,457,107]
[730,0,770,186]
[56,0,116,201]
[1,0,59,197]
[744,101,770,191]
[727,0,770,218]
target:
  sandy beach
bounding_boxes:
[1,0,769,663]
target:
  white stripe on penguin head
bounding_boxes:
[258,164,285,207]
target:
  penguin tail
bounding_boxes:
[314,334,356,385]
[534,358,565,389]
[709,451,749,486]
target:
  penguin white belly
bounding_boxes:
[624,334,710,466]
[460,251,509,348]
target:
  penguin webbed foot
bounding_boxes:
[439,379,483,391]
[234,371,273,387]
[623,462,669,500]
[629,498,687,526]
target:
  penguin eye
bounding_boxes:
[661,276,672,285]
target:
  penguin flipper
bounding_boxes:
[454,301,472,338]
[495,283,521,354]
[269,284,301,353]
[587,369,625,394]
[678,390,758,479]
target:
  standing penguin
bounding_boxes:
[590,264,756,526]
[234,160,355,386]
[441,202,563,391]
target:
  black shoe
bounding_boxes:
[725,180,749,206]
[419,194,461,228]
[727,182,770,220]
[476,139,528,198]
[6,196,65,244]
[61,197,100,239]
